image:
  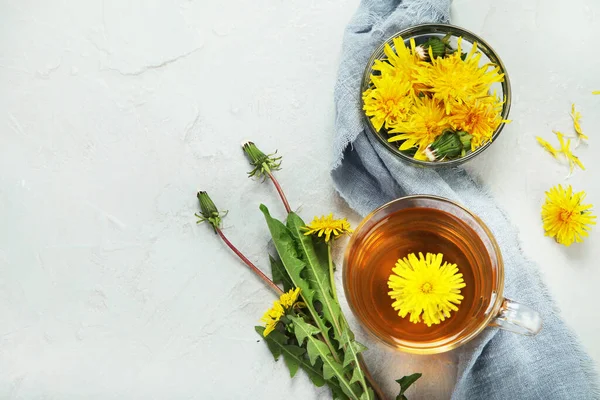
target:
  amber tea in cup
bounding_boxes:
[343,196,541,354]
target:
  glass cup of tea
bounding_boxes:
[343,195,542,354]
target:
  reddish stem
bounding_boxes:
[267,171,292,214]
[216,228,284,295]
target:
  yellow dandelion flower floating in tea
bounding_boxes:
[447,97,508,151]
[260,288,302,337]
[542,185,596,246]
[388,96,449,154]
[387,252,466,327]
[362,75,413,132]
[415,39,504,114]
[303,214,353,243]
[570,104,588,141]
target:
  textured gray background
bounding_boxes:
[1,0,599,398]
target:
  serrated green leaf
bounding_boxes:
[292,319,320,350]
[255,326,332,390]
[289,316,360,400]
[286,213,372,399]
[313,237,331,270]
[255,326,283,360]
[360,389,374,400]
[340,380,362,399]
[286,212,343,341]
[396,373,422,400]
[331,383,351,400]
[307,359,327,387]
[269,255,294,292]
[338,319,370,398]
[349,366,362,384]
[342,340,368,368]
[283,345,304,377]
[307,338,332,366]
[261,206,374,400]
[260,205,335,351]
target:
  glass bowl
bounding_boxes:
[361,23,512,168]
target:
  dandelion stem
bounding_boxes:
[327,243,338,302]
[266,169,292,214]
[216,227,284,295]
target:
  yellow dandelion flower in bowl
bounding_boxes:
[541,184,596,247]
[372,36,426,94]
[360,24,511,167]
[260,288,302,336]
[362,75,413,132]
[303,213,353,243]
[387,252,465,327]
[447,97,508,151]
[416,39,504,114]
[388,96,449,155]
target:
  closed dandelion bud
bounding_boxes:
[242,141,282,178]
[422,37,446,59]
[196,191,228,233]
[457,131,473,149]
[425,130,462,161]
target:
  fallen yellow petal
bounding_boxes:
[536,136,559,159]
[554,130,585,174]
[554,130,568,150]
[570,104,589,141]
[570,153,585,171]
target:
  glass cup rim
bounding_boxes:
[342,195,506,354]
[361,23,512,168]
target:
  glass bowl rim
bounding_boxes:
[361,23,512,168]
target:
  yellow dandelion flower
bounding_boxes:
[570,104,588,141]
[279,287,301,309]
[372,37,425,94]
[260,300,285,337]
[303,213,353,243]
[447,97,508,151]
[542,184,596,246]
[388,96,449,154]
[260,288,302,336]
[415,38,505,114]
[362,75,413,132]
[536,136,560,159]
[554,131,585,174]
[387,252,465,327]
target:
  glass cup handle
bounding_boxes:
[489,297,542,335]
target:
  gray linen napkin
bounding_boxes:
[331,0,599,398]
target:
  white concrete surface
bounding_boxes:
[1,0,599,399]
